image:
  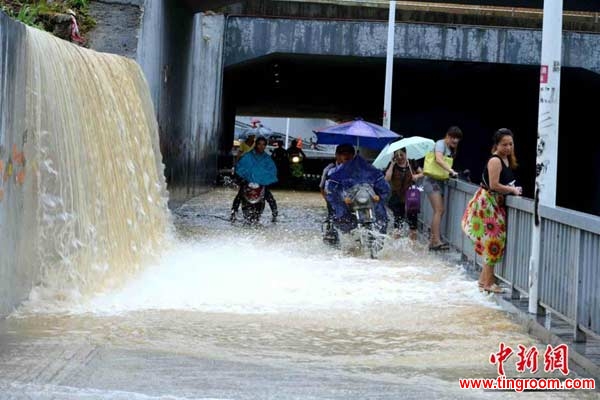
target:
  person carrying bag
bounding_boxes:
[384,148,424,240]
[423,126,463,250]
[423,151,454,181]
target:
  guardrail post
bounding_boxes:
[573,230,587,343]
[510,257,520,301]
[508,212,520,300]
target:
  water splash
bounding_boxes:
[15,231,501,315]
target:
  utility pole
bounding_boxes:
[529,0,563,314]
[285,117,290,148]
[382,1,396,130]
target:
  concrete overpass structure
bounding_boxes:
[181,0,600,13]
[83,0,600,214]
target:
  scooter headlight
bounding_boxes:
[355,194,370,204]
[291,156,300,163]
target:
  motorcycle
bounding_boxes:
[288,151,305,189]
[240,181,266,224]
[289,153,304,177]
[325,183,384,259]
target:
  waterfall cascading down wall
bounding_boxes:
[61,0,225,204]
[0,13,170,316]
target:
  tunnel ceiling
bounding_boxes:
[225,53,542,122]
[226,54,386,121]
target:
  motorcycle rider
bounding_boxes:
[235,133,256,165]
[287,139,307,190]
[325,143,390,235]
[270,140,289,188]
[320,144,354,241]
[230,136,279,222]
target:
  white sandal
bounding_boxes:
[483,284,504,294]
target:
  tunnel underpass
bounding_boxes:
[222,53,600,216]
[1,7,599,398]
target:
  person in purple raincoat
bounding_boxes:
[325,144,390,234]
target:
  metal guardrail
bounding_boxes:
[419,179,600,342]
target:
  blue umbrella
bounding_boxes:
[313,118,402,150]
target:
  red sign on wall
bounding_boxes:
[540,65,549,84]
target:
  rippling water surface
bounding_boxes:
[1,189,597,399]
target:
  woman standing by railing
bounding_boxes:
[461,128,522,294]
[423,126,463,250]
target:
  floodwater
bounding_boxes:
[0,188,597,399]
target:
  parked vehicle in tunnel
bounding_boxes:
[264,132,285,146]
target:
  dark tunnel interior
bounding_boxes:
[222,54,600,216]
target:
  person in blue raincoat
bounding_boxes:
[325,144,390,234]
[230,136,279,222]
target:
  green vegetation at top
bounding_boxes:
[1,0,95,38]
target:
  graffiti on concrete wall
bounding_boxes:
[0,130,27,203]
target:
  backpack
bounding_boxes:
[405,185,421,213]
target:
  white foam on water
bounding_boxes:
[17,234,500,315]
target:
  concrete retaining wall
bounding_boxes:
[179,13,224,199]
[90,0,225,203]
[86,0,144,58]
[0,13,39,316]
[135,2,224,202]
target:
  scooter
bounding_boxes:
[324,183,384,258]
[347,183,384,258]
[240,182,266,224]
